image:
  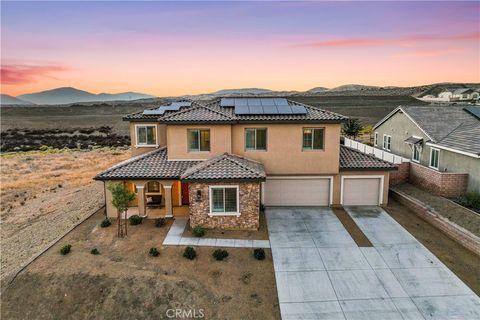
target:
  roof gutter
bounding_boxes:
[425,142,480,159]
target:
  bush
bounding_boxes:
[149,247,160,257]
[459,192,480,210]
[100,218,111,228]
[253,248,265,260]
[192,225,205,237]
[39,145,49,151]
[212,249,229,261]
[183,246,197,260]
[155,218,166,228]
[60,244,72,255]
[90,248,100,255]
[129,215,143,225]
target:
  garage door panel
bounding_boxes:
[265,178,330,206]
[343,178,381,206]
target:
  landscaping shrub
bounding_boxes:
[60,244,72,255]
[100,218,111,228]
[149,247,160,257]
[253,248,266,260]
[212,249,229,261]
[90,248,100,255]
[459,191,480,210]
[183,246,197,260]
[192,225,205,237]
[155,218,166,228]
[129,215,143,225]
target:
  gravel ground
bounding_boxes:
[0,181,105,287]
[392,183,480,237]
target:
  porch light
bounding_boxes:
[196,190,202,201]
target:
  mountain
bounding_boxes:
[16,87,155,105]
[306,87,329,94]
[329,84,383,92]
[211,88,274,95]
[0,94,34,105]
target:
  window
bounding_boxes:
[245,128,267,151]
[146,181,160,193]
[383,134,391,151]
[188,129,210,152]
[374,132,379,146]
[136,125,157,146]
[412,145,420,162]
[303,128,324,150]
[429,148,440,169]
[209,186,239,215]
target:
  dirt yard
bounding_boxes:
[1,211,280,320]
[0,148,130,287]
[385,199,480,295]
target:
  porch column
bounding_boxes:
[136,185,145,216]
[163,185,173,217]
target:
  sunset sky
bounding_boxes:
[1,1,479,97]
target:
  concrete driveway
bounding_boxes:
[266,206,480,320]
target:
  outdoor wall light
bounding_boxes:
[196,190,202,201]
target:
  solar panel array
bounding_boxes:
[220,98,307,115]
[464,106,480,120]
[143,101,192,115]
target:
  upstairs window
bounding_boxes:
[245,128,267,151]
[374,132,379,146]
[429,148,440,169]
[303,128,324,150]
[210,186,239,215]
[136,125,157,146]
[412,145,421,162]
[188,129,210,152]
[383,134,391,151]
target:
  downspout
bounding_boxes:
[103,181,107,217]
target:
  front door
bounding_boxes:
[181,182,190,205]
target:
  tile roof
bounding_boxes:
[374,105,480,156]
[159,104,235,123]
[94,148,200,180]
[339,145,397,170]
[181,153,266,181]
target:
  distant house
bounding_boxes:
[451,88,480,102]
[374,105,480,195]
[437,90,453,101]
[419,87,479,103]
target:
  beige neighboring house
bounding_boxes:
[95,98,396,230]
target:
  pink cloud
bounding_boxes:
[295,32,480,48]
[1,64,67,84]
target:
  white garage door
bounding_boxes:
[342,177,382,205]
[264,178,331,206]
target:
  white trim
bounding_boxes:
[244,128,268,151]
[429,148,440,170]
[340,175,384,205]
[302,127,325,151]
[187,128,210,152]
[163,185,172,189]
[208,185,240,216]
[265,176,333,206]
[374,132,378,146]
[382,134,391,151]
[134,124,159,148]
[425,142,480,159]
[411,144,421,163]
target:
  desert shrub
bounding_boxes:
[192,225,205,237]
[129,215,143,225]
[100,218,111,228]
[60,244,72,255]
[90,248,100,255]
[39,145,49,151]
[212,249,229,261]
[364,141,374,146]
[183,246,197,260]
[155,218,166,228]
[459,192,480,210]
[149,247,160,257]
[253,248,266,260]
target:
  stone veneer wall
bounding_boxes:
[188,182,260,230]
[409,162,468,198]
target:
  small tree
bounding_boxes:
[343,118,363,139]
[108,182,135,237]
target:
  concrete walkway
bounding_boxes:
[266,206,480,320]
[163,218,270,248]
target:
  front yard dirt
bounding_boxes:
[182,211,269,240]
[1,211,280,320]
[385,199,480,295]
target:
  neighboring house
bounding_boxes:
[95,98,396,230]
[451,88,479,102]
[373,105,480,195]
[418,88,480,103]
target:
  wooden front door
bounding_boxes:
[181,182,190,205]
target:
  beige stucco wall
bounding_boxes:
[231,123,341,174]
[331,171,390,206]
[129,122,167,156]
[166,124,232,160]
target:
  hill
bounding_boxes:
[0,94,34,106]
[16,87,155,105]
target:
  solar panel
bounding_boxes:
[247,98,262,106]
[464,106,480,120]
[260,98,275,106]
[225,97,307,115]
[142,101,191,115]
[290,105,307,114]
[249,106,264,114]
[235,98,249,106]
[262,105,279,114]
[234,106,250,114]
[220,98,235,107]
[274,98,289,106]
[277,105,293,114]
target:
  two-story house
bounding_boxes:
[373,105,480,196]
[95,98,395,230]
